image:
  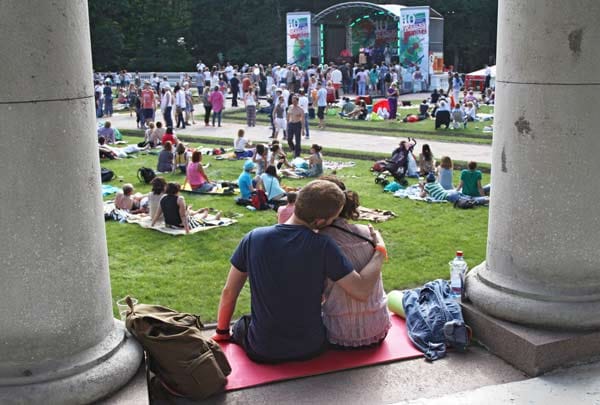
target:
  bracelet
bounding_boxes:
[215,328,230,335]
[374,245,388,261]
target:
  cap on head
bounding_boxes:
[243,160,255,171]
[426,172,436,182]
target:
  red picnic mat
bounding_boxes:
[218,314,421,391]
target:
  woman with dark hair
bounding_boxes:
[157,141,174,172]
[147,177,167,222]
[202,87,212,127]
[418,144,435,176]
[184,151,215,193]
[260,165,286,202]
[151,182,189,233]
[320,187,391,348]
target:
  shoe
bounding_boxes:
[304,136,310,140]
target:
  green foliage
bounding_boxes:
[106,136,489,320]
[89,0,498,72]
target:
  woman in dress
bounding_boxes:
[387,82,399,120]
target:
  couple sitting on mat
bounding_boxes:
[213,177,390,363]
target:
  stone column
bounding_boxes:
[466,0,600,330]
[0,1,142,403]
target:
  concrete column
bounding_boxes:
[0,1,142,403]
[466,0,600,330]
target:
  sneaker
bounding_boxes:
[304,136,310,140]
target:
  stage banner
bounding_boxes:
[400,7,430,77]
[286,12,311,69]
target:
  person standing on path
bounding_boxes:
[316,82,328,130]
[209,86,225,127]
[287,95,305,158]
[243,87,258,127]
[140,81,156,129]
[202,87,212,127]
[174,85,186,129]
[160,85,173,128]
[298,88,310,140]
[230,73,240,107]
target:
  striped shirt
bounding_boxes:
[425,182,449,201]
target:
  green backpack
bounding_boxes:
[124,297,231,400]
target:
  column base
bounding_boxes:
[465,262,600,330]
[461,300,600,376]
[0,320,143,404]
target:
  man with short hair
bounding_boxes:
[287,95,305,157]
[213,180,385,363]
[298,89,310,140]
[140,81,155,129]
[316,82,328,129]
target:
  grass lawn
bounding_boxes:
[104,136,490,322]
[222,103,494,145]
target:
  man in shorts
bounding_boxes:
[316,81,328,129]
[213,180,385,363]
[140,81,155,129]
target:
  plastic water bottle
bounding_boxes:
[450,251,468,298]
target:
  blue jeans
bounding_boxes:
[304,113,310,138]
[358,82,366,96]
[104,98,113,116]
[191,182,214,193]
[163,106,173,128]
[212,110,222,126]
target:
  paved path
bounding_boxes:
[105,100,493,164]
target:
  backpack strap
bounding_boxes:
[329,223,376,247]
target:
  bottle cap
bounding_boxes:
[456,251,463,256]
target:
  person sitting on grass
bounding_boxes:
[305,144,324,177]
[436,156,454,190]
[153,121,165,146]
[98,136,118,160]
[151,182,209,234]
[234,129,254,158]
[319,185,391,348]
[174,142,189,174]
[161,126,178,146]
[260,165,287,203]
[212,180,386,364]
[183,150,216,193]
[252,144,268,178]
[277,191,296,224]
[268,142,293,170]
[338,97,356,118]
[345,100,368,120]
[418,144,436,176]
[115,183,146,213]
[157,141,174,173]
[97,121,115,144]
[451,103,466,129]
[456,161,490,198]
[236,160,256,205]
[147,177,166,222]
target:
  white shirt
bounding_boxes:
[485,66,491,76]
[160,91,173,110]
[152,76,161,86]
[196,62,206,71]
[234,137,249,152]
[298,95,309,113]
[279,68,288,83]
[203,71,211,82]
[331,69,342,84]
[281,89,290,108]
[159,80,170,90]
[225,65,234,80]
[175,90,186,108]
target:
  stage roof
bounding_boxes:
[313,2,443,23]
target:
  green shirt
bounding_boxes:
[342,102,356,114]
[460,170,482,197]
[424,182,449,201]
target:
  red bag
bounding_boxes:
[372,161,386,172]
[250,190,269,210]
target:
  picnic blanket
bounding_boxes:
[181,182,239,195]
[357,206,397,223]
[101,184,120,197]
[322,161,356,171]
[393,185,448,203]
[103,202,237,235]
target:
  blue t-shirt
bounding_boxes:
[260,174,285,200]
[238,170,253,200]
[231,225,353,361]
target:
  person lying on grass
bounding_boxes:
[419,172,489,205]
[213,180,385,364]
[319,180,391,348]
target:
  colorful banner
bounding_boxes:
[400,8,430,77]
[286,13,311,69]
[351,18,398,64]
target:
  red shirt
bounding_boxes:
[162,133,176,145]
[141,89,155,109]
[242,77,251,93]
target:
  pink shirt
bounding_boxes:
[186,162,207,187]
[209,90,225,112]
[277,204,294,224]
